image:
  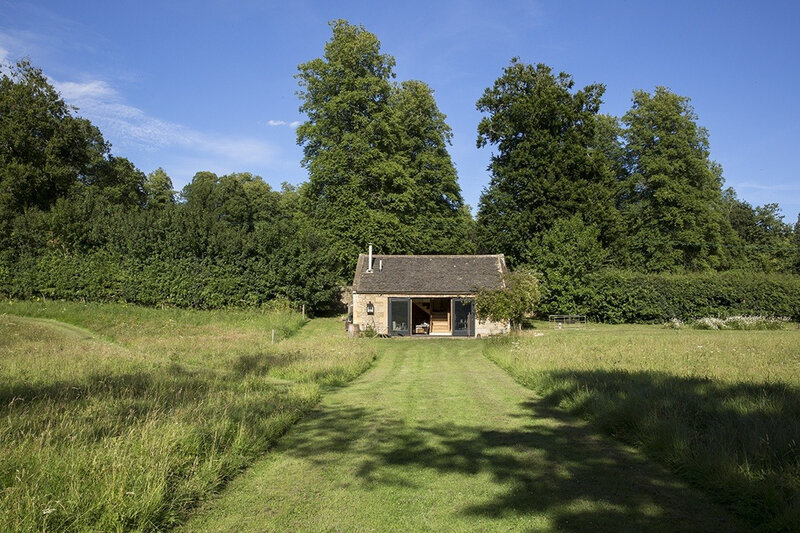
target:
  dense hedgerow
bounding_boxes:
[540,270,800,323]
[0,251,337,311]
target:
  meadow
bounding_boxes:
[0,301,375,532]
[3,301,798,531]
[484,323,800,530]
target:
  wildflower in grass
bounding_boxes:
[664,318,684,329]
[691,315,791,331]
[695,317,726,330]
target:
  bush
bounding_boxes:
[578,270,800,323]
[475,267,541,328]
[359,324,379,338]
[663,318,684,329]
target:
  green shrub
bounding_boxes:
[359,324,379,338]
[576,270,800,323]
[0,251,305,311]
[475,267,541,328]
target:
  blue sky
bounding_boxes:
[2,0,799,223]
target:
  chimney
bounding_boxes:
[367,243,374,273]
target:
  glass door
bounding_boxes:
[388,298,410,336]
[452,299,475,337]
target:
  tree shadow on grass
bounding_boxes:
[1,365,208,407]
[279,397,746,532]
[534,369,800,531]
[0,363,301,444]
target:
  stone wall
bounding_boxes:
[352,292,389,335]
[351,293,509,337]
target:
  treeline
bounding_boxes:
[2,21,799,317]
[0,63,340,310]
[473,60,800,317]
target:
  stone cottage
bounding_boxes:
[350,248,510,337]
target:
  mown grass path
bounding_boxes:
[185,337,742,532]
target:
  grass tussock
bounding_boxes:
[0,300,375,532]
[484,325,800,530]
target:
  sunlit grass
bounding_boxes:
[185,337,739,532]
[0,301,375,532]
[484,323,800,529]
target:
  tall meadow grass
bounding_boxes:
[484,324,800,530]
[0,301,375,531]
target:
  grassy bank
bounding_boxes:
[483,324,800,530]
[0,301,375,531]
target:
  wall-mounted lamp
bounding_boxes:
[366,301,374,315]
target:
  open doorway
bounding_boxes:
[409,298,452,335]
[411,299,431,335]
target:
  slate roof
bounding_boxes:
[352,254,507,295]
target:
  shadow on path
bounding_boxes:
[281,395,743,532]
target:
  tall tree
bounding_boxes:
[91,156,147,207]
[0,59,108,218]
[794,214,800,274]
[620,87,729,272]
[145,168,175,208]
[388,80,474,254]
[475,59,621,265]
[296,20,472,275]
[722,188,794,272]
[296,20,396,271]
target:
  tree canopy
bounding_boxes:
[296,20,472,276]
[620,87,731,272]
[0,60,108,217]
[475,59,622,266]
[1,32,798,316]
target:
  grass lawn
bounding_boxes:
[185,337,741,532]
[484,323,800,530]
[0,301,375,532]
[4,302,794,531]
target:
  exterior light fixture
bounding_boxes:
[366,301,374,315]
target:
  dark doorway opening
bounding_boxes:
[411,299,432,335]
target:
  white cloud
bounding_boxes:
[56,79,116,100]
[53,78,278,166]
[265,119,302,128]
[731,182,800,193]
[0,27,292,184]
